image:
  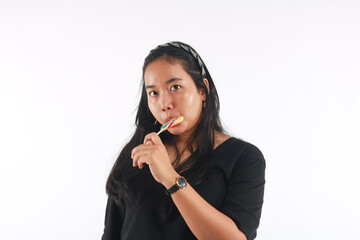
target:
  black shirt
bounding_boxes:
[102,137,266,240]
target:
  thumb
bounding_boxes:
[144,132,162,145]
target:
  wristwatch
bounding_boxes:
[166,176,187,195]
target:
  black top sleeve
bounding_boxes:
[221,143,266,240]
[101,196,124,240]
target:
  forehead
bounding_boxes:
[144,58,191,85]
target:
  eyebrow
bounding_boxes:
[145,78,183,89]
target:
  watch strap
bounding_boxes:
[165,184,180,195]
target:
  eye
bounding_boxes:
[149,91,158,96]
[170,85,181,91]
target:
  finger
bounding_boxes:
[135,153,149,169]
[132,149,151,167]
[143,132,157,145]
[131,144,149,159]
[144,132,163,146]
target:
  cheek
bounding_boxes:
[181,92,201,109]
[179,93,202,121]
[147,99,159,117]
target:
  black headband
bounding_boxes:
[154,42,206,78]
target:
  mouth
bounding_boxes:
[164,116,178,123]
[160,116,184,131]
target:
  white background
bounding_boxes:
[1,0,359,239]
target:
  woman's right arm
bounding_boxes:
[101,197,124,240]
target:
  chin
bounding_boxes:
[167,124,185,135]
[167,128,182,135]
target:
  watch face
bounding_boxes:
[177,177,187,188]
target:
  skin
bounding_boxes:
[131,58,247,240]
[145,57,205,148]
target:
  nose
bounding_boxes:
[160,91,173,112]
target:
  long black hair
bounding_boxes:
[106,42,225,206]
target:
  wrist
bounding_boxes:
[165,175,187,195]
[162,172,180,189]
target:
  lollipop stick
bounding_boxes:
[146,116,184,145]
[146,130,163,145]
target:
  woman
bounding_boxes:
[102,42,265,240]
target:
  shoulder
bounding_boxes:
[215,134,264,158]
[213,136,266,177]
[213,132,257,153]
[213,132,231,149]
[218,138,266,240]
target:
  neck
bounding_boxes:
[173,133,191,152]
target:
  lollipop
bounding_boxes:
[157,116,184,135]
[146,116,184,145]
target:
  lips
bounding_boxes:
[165,116,178,122]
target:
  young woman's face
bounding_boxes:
[144,58,206,137]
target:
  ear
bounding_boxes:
[201,78,210,101]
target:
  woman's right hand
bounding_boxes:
[131,132,179,188]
